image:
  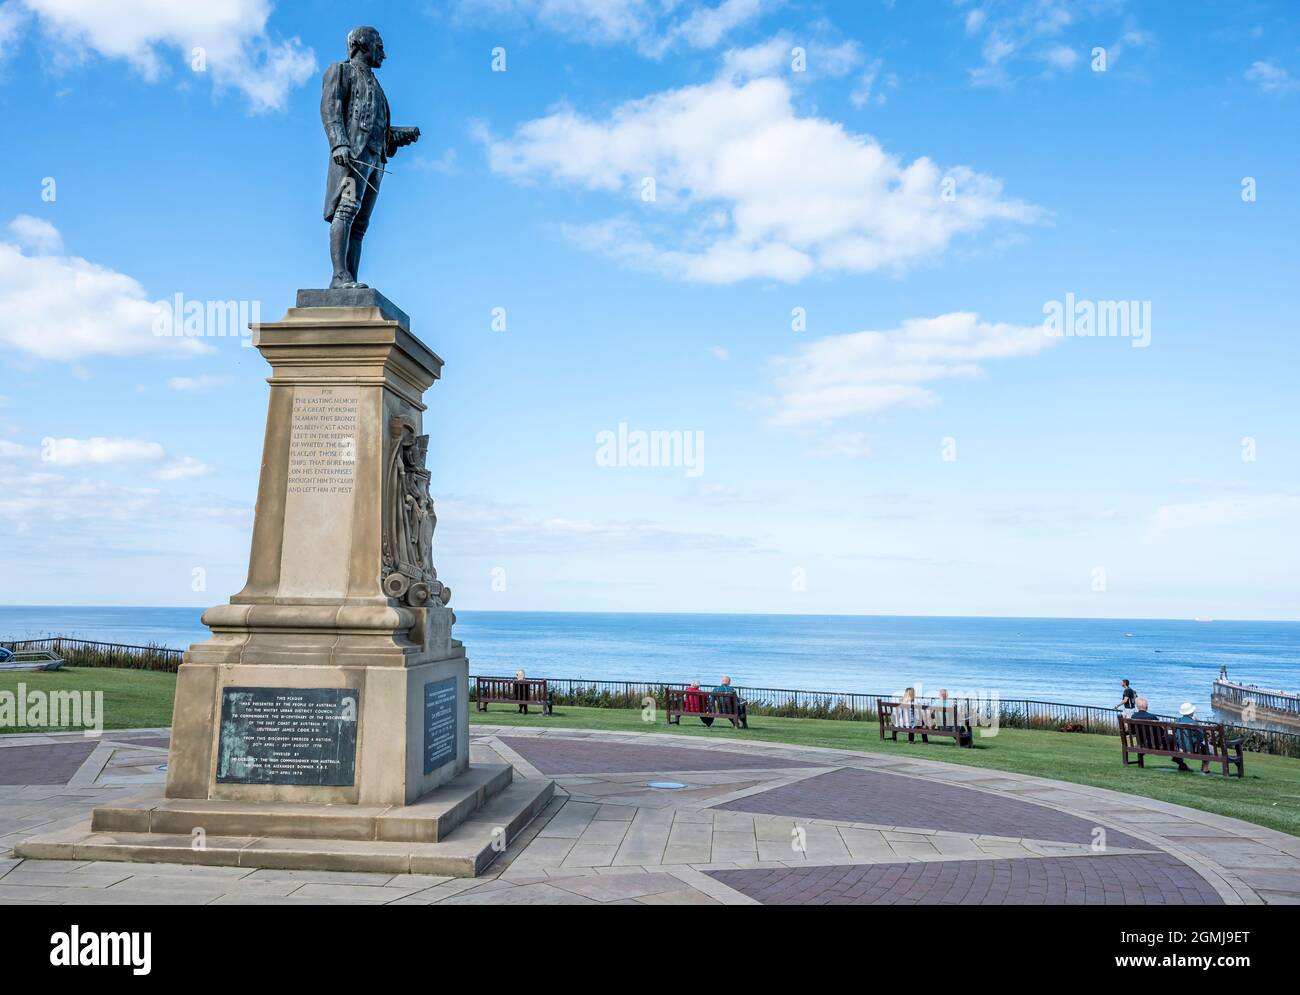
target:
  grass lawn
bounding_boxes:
[471,703,1300,838]
[4,670,1296,837]
[0,668,176,733]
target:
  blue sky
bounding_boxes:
[0,0,1297,619]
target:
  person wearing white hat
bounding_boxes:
[1175,702,1210,773]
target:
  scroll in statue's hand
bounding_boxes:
[391,126,421,149]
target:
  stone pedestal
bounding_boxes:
[167,291,467,807]
[15,290,553,876]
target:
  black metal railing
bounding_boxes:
[470,675,1300,759]
[1,637,184,672]
[4,635,1296,758]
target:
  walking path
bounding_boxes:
[2,724,1298,905]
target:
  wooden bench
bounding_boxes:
[1120,715,1244,779]
[474,676,553,715]
[665,688,742,728]
[878,701,973,748]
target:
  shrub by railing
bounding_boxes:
[1,637,183,673]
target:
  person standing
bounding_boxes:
[1115,679,1137,716]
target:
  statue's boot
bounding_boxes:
[345,234,368,289]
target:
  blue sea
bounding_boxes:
[2,606,1297,720]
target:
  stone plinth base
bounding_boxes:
[16,766,554,877]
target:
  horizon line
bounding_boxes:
[1,605,1297,626]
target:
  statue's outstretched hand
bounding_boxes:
[332,146,351,167]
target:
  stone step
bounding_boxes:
[15,777,555,878]
[89,764,513,843]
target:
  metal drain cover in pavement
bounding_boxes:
[647,781,687,789]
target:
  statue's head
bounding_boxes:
[347,25,385,68]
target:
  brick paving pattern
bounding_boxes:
[4,726,1291,905]
[717,767,1148,848]
[110,735,171,749]
[0,742,96,785]
[500,736,817,775]
[709,853,1225,905]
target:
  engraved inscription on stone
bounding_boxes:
[423,678,458,775]
[287,387,359,496]
[217,687,359,786]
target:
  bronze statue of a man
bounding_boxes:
[320,26,420,289]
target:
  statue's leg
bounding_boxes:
[329,200,358,289]
[345,164,383,288]
[345,230,364,288]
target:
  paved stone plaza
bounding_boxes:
[2,724,1299,905]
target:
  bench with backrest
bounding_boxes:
[665,687,742,728]
[475,676,553,715]
[878,700,973,748]
[1119,715,1243,779]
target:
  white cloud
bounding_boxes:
[13,0,315,112]
[1040,44,1078,71]
[453,0,650,45]
[1150,495,1300,536]
[721,36,788,78]
[1245,60,1299,95]
[155,455,211,480]
[0,1,26,58]
[721,34,862,83]
[805,432,872,459]
[0,216,209,360]
[0,439,27,459]
[436,496,761,555]
[167,374,231,392]
[767,312,1054,428]
[481,75,1038,283]
[707,345,730,360]
[850,58,898,108]
[450,0,773,57]
[657,0,771,55]
[960,0,1146,86]
[40,436,164,465]
[411,148,459,176]
[7,214,61,253]
[0,470,159,526]
[682,480,749,504]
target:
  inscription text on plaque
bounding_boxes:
[287,387,359,496]
[423,678,458,775]
[217,687,360,786]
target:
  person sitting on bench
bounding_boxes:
[513,669,530,714]
[685,680,713,727]
[713,675,748,729]
[1175,702,1210,773]
[1129,696,1159,721]
[898,687,924,743]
